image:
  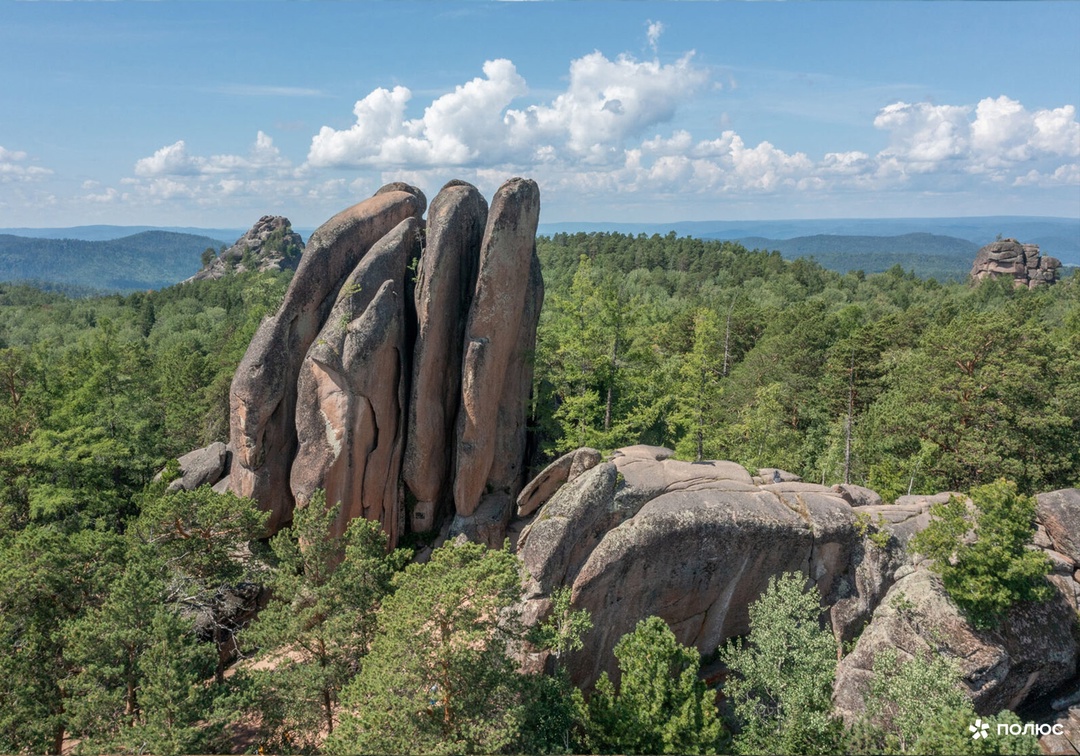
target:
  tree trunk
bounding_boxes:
[722,293,736,377]
[843,349,855,484]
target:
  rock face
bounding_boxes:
[516,453,1079,716]
[1037,488,1080,565]
[516,447,602,518]
[970,238,1061,289]
[290,218,419,547]
[228,187,426,532]
[189,216,304,282]
[517,445,904,688]
[222,179,542,548]
[454,178,543,519]
[404,181,487,532]
[833,566,1078,719]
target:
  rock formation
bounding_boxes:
[162,441,230,492]
[290,218,419,547]
[970,238,1061,289]
[516,445,908,688]
[453,178,543,519]
[516,445,1080,712]
[404,181,487,532]
[833,564,1078,720]
[188,215,304,282]
[217,179,541,546]
[228,187,426,532]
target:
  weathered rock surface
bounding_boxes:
[164,441,229,492]
[189,216,304,282]
[404,181,487,532]
[833,567,1078,720]
[517,446,904,688]
[454,178,542,518]
[228,186,425,532]
[832,482,883,508]
[970,238,1061,289]
[516,447,602,518]
[290,217,419,547]
[1037,489,1080,565]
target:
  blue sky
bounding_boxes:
[1,0,1078,229]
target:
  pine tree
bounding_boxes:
[328,540,523,755]
[586,616,724,755]
[241,492,406,751]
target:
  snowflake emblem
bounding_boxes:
[969,718,990,740]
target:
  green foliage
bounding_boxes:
[854,511,891,549]
[0,526,122,754]
[527,586,593,670]
[240,491,407,751]
[851,647,1040,755]
[534,233,1080,495]
[910,479,1053,629]
[586,616,724,755]
[720,572,844,755]
[671,308,725,461]
[328,540,524,755]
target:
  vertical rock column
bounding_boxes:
[403,181,487,532]
[290,218,420,547]
[228,186,425,533]
[453,178,542,529]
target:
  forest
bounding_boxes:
[0,231,1076,754]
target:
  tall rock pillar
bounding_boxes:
[403,181,487,532]
[453,178,542,522]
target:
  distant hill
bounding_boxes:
[0,225,241,244]
[537,216,1080,266]
[731,233,980,281]
[0,231,227,292]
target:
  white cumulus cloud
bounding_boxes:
[135,131,290,177]
[309,50,709,170]
[308,59,528,168]
[0,145,53,182]
[874,96,1080,179]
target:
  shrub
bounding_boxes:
[910,479,1052,629]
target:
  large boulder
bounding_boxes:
[516,447,602,518]
[290,217,419,548]
[833,567,1079,720]
[517,447,900,688]
[165,441,229,492]
[404,181,487,532]
[454,178,542,518]
[228,186,425,532]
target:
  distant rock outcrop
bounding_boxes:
[189,216,304,282]
[970,238,1061,289]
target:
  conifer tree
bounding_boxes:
[586,616,724,755]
